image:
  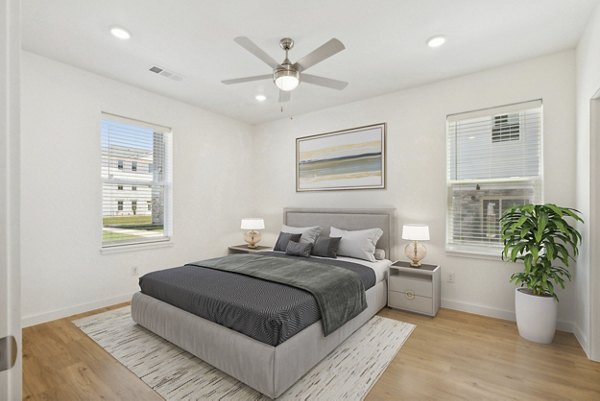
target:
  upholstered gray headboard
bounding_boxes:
[283,208,395,260]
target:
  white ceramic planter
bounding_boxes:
[514,288,558,344]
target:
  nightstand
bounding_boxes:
[388,260,441,317]
[228,244,272,254]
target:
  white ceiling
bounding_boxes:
[22,0,599,125]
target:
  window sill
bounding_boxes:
[100,239,174,254]
[445,245,504,261]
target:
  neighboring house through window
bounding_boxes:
[101,113,172,247]
[446,100,543,254]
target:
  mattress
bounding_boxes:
[138,252,376,346]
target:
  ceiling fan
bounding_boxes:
[222,36,348,102]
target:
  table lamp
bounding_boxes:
[402,224,430,267]
[241,218,265,248]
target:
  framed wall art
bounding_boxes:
[296,123,386,191]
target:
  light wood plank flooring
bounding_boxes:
[23,305,600,400]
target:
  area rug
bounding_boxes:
[73,307,415,400]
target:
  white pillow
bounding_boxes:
[374,249,386,260]
[330,226,384,262]
[281,224,322,244]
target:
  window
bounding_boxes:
[446,100,542,253]
[101,113,172,247]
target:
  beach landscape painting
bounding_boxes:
[296,123,386,191]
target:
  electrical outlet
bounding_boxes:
[131,266,139,276]
[447,272,455,283]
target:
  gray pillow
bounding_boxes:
[311,237,342,258]
[274,232,302,252]
[329,226,384,262]
[281,224,322,244]
[285,241,313,257]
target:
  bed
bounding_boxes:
[131,207,395,398]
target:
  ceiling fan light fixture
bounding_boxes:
[274,67,300,91]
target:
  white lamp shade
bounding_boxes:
[402,224,430,241]
[241,218,265,230]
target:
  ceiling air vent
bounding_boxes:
[148,65,183,82]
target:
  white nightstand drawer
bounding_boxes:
[389,271,433,297]
[388,291,434,316]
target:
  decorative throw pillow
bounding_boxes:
[285,241,313,257]
[311,237,342,258]
[329,226,384,262]
[273,232,302,252]
[374,249,386,260]
[281,224,322,244]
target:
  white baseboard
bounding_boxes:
[22,292,135,328]
[441,298,575,333]
[572,323,590,358]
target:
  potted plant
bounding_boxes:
[499,203,583,344]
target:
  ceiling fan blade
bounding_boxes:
[279,90,291,103]
[221,74,272,85]
[293,38,345,72]
[234,36,280,69]
[301,74,348,90]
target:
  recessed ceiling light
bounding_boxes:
[255,94,266,102]
[110,26,131,40]
[427,35,446,48]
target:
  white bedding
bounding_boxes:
[334,256,391,283]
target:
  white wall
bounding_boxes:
[253,51,577,329]
[20,51,255,326]
[575,4,600,360]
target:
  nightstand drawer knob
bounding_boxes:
[405,290,415,300]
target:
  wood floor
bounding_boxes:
[23,305,600,401]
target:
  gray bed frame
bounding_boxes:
[131,207,395,399]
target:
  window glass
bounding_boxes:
[101,114,172,247]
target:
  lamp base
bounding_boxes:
[404,241,427,267]
[244,230,262,248]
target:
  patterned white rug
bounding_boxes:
[73,307,414,401]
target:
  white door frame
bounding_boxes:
[591,92,600,362]
[0,0,21,398]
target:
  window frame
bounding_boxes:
[445,100,543,256]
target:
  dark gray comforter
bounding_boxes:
[138,252,376,346]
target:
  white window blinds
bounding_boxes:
[446,100,543,252]
[101,113,172,247]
